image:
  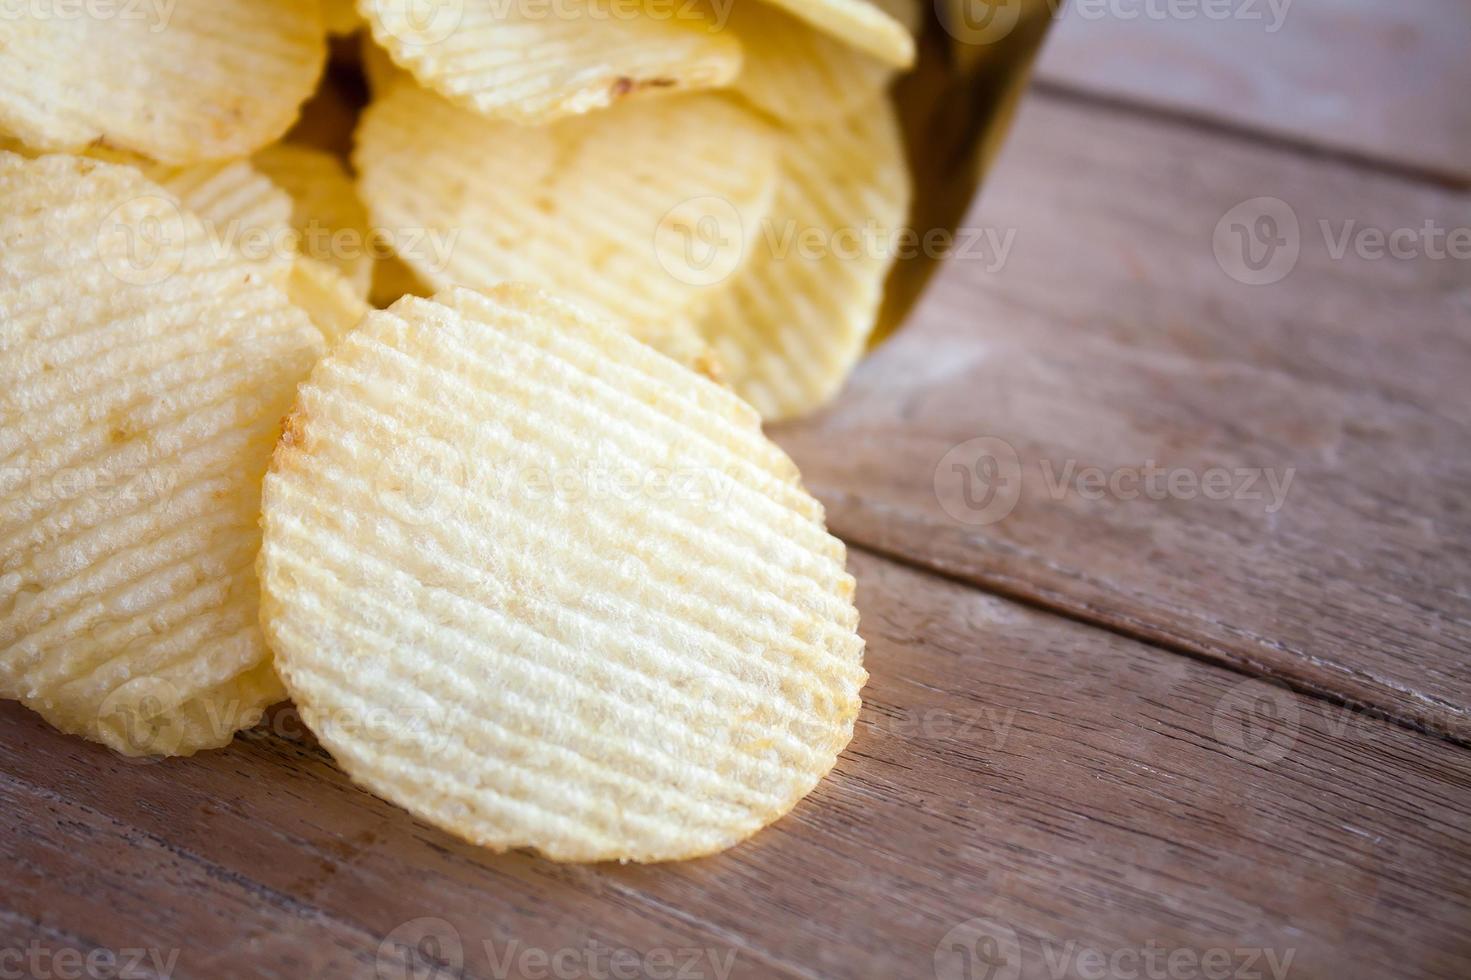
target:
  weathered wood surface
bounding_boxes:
[1035,0,1471,183]
[4,550,1469,979]
[776,90,1471,740]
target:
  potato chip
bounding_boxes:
[0,0,328,165]
[0,153,324,755]
[254,143,374,296]
[356,84,779,327]
[696,96,911,420]
[142,160,294,253]
[0,139,298,281]
[357,0,742,124]
[258,284,862,861]
[728,0,894,125]
[288,257,371,347]
[753,0,914,68]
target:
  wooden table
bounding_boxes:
[5,4,1470,978]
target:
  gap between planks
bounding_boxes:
[1031,79,1471,193]
[838,537,1471,754]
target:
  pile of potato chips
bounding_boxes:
[0,0,917,861]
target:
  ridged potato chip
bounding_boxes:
[753,0,914,68]
[0,0,328,165]
[356,84,779,327]
[0,140,295,279]
[135,157,296,283]
[0,153,324,755]
[288,256,371,347]
[728,0,894,125]
[357,0,742,124]
[254,143,374,296]
[696,97,911,420]
[258,284,864,862]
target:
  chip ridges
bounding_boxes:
[254,143,374,297]
[728,0,895,125]
[0,152,324,755]
[696,98,911,420]
[259,285,864,861]
[355,84,779,328]
[0,0,328,164]
[752,0,914,68]
[358,0,743,124]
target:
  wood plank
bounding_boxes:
[1034,0,1471,183]
[3,550,1469,978]
[776,89,1471,739]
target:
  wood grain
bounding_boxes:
[777,89,1471,740]
[1034,0,1471,183]
[3,550,1469,979]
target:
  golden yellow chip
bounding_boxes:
[0,152,324,756]
[258,284,862,861]
[357,0,742,124]
[696,97,911,420]
[728,0,895,125]
[137,158,297,283]
[288,256,372,347]
[0,1,328,165]
[0,140,295,279]
[356,84,779,327]
[752,0,913,67]
[254,143,374,296]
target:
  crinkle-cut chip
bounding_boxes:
[356,84,779,328]
[753,0,913,67]
[324,0,364,33]
[141,160,294,254]
[630,315,726,384]
[696,96,911,421]
[369,254,431,309]
[288,256,371,347]
[0,142,294,280]
[258,284,860,862]
[254,143,374,296]
[358,0,742,125]
[728,0,894,125]
[0,0,327,165]
[0,152,325,756]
